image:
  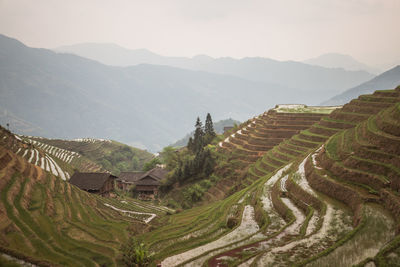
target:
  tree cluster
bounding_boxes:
[160,114,217,193]
[187,113,216,154]
[175,114,216,184]
[101,146,141,175]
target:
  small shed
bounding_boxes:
[135,167,169,198]
[69,172,117,196]
[116,172,144,191]
[117,167,168,199]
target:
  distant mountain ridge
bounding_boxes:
[304,53,381,74]
[0,34,377,152]
[55,43,375,96]
[0,34,296,152]
[322,65,400,105]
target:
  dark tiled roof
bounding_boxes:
[135,167,169,186]
[69,172,117,191]
[117,167,168,186]
[141,167,169,181]
[118,172,145,183]
[136,177,161,186]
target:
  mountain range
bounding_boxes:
[322,65,400,105]
[303,53,381,74]
[55,43,375,97]
[0,34,383,152]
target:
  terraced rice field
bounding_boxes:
[27,136,106,173]
[26,136,153,175]
[0,134,74,181]
[1,87,399,266]
[211,105,337,199]
[0,129,168,266]
[145,87,400,266]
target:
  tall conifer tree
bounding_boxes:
[193,117,204,153]
[204,113,216,144]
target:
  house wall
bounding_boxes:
[136,185,158,192]
[100,178,115,196]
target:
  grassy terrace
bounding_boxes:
[249,88,400,181]
[1,88,399,266]
[141,177,258,262]
[28,137,153,175]
[308,95,400,264]
[217,107,330,193]
[201,88,399,265]
[0,135,166,266]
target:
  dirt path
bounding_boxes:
[103,203,156,223]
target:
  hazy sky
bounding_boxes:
[0,0,399,66]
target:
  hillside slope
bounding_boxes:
[0,34,300,152]
[322,65,400,105]
[0,128,166,266]
[55,43,375,95]
[141,86,400,266]
[26,137,153,175]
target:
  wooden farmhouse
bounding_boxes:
[116,172,144,191]
[116,167,168,199]
[69,172,117,196]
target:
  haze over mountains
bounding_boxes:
[322,65,400,105]
[304,53,381,75]
[0,34,384,152]
[55,43,374,96]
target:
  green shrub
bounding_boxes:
[120,237,153,267]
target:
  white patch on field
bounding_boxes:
[47,156,66,180]
[44,158,50,172]
[34,149,39,165]
[22,149,28,158]
[296,155,317,196]
[281,175,288,192]
[238,256,256,267]
[14,135,22,141]
[45,156,59,177]
[161,205,259,267]
[40,157,45,169]
[131,200,174,213]
[312,145,324,170]
[266,164,292,188]
[1,253,37,267]
[260,164,292,219]
[218,142,223,147]
[16,148,21,154]
[306,211,319,236]
[281,198,305,235]
[104,203,156,223]
[224,137,230,143]
[238,194,248,204]
[29,149,35,163]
